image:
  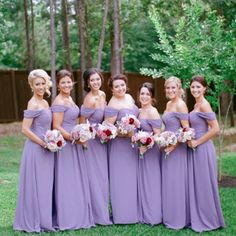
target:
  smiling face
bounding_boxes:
[88,73,102,91]
[58,76,73,95]
[31,77,46,97]
[139,87,152,106]
[190,81,206,99]
[165,81,180,100]
[112,79,127,98]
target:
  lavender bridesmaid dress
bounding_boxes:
[188,112,225,232]
[138,119,162,225]
[51,105,94,230]
[105,106,139,224]
[161,112,189,229]
[80,106,111,225]
[14,109,54,233]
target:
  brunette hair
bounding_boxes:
[108,74,128,89]
[190,75,208,94]
[56,69,73,85]
[138,82,156,105]
[83,68,104,92]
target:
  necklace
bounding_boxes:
[194,98,204,109]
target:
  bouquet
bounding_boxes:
[44,129,66,152]
[177,127,195,150]
[71,121,96,149]
[176,127,195,143]
[131,131,154,158]
[116,114,140,135]
[154,131,178,159]
[96,121,118,144]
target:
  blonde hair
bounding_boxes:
[164,76,185,99]
[28,69,52,96]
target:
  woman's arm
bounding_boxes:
[21,118,47,147]
[53,112,72,141]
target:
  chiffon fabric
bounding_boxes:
[137,119,162,225]
[188,112,225,232]
[105,106,139,224]
[51,105,94,230]
[80,105,111,225]
[161,112,189,229]
[14,109,55,233]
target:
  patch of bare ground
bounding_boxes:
[219,176,236,188]
[0,179,10,184]
[0,122,22,136]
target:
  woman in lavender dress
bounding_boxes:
[187,75,225,232]
[137,82,162,225]
[14,69,54,233]
[52,69,94,230]
[105,74,139,224]
[161,76,189,229]
[80,68,111,225]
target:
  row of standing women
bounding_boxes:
[13,68,225,233]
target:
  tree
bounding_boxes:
[50,0,57,100]
[111,0,122,75]
[24,0,33,71]
[30,0,35,69]
[141,2,236,180]
[61,0,72,71]
[96,0,109,70]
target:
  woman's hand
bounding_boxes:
[139,146,148,155]
[164,144,177,154]
[187,139,198,149]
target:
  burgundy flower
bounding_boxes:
[104,129,112,136]
[129,118,134,124]
[57,140,62,147]
[145,137,152,145]
[183,127,188,132]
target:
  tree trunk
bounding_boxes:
[61,0,72,71]
[50,0,57,101]
[85,5,93,68]
[30,0,35,68]
[24,0,33,71]
[76,0,86,100]
[112,0,122,75]
[96,0,109,70]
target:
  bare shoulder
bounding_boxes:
[52,95,65,106]
[99,90,106,99]
[83,93,94,107]
[42,99,49,108]
[27,98,39,110]
[165,101,171,110]
[107,97,117,108]
[199,100,213,113]
[125,93,135,103]
[176,99,188,113]
[148,107,160,119]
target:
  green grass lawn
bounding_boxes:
[0,135,236,235]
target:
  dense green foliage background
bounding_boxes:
[0,0,235,73]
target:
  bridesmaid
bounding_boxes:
[51,69,94,230]
[161,76,189,229]
[187,75,225,232]
[137,82,162,225]
[14,69,54,232]
[105,74,139,224]
[80,68,111,225]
